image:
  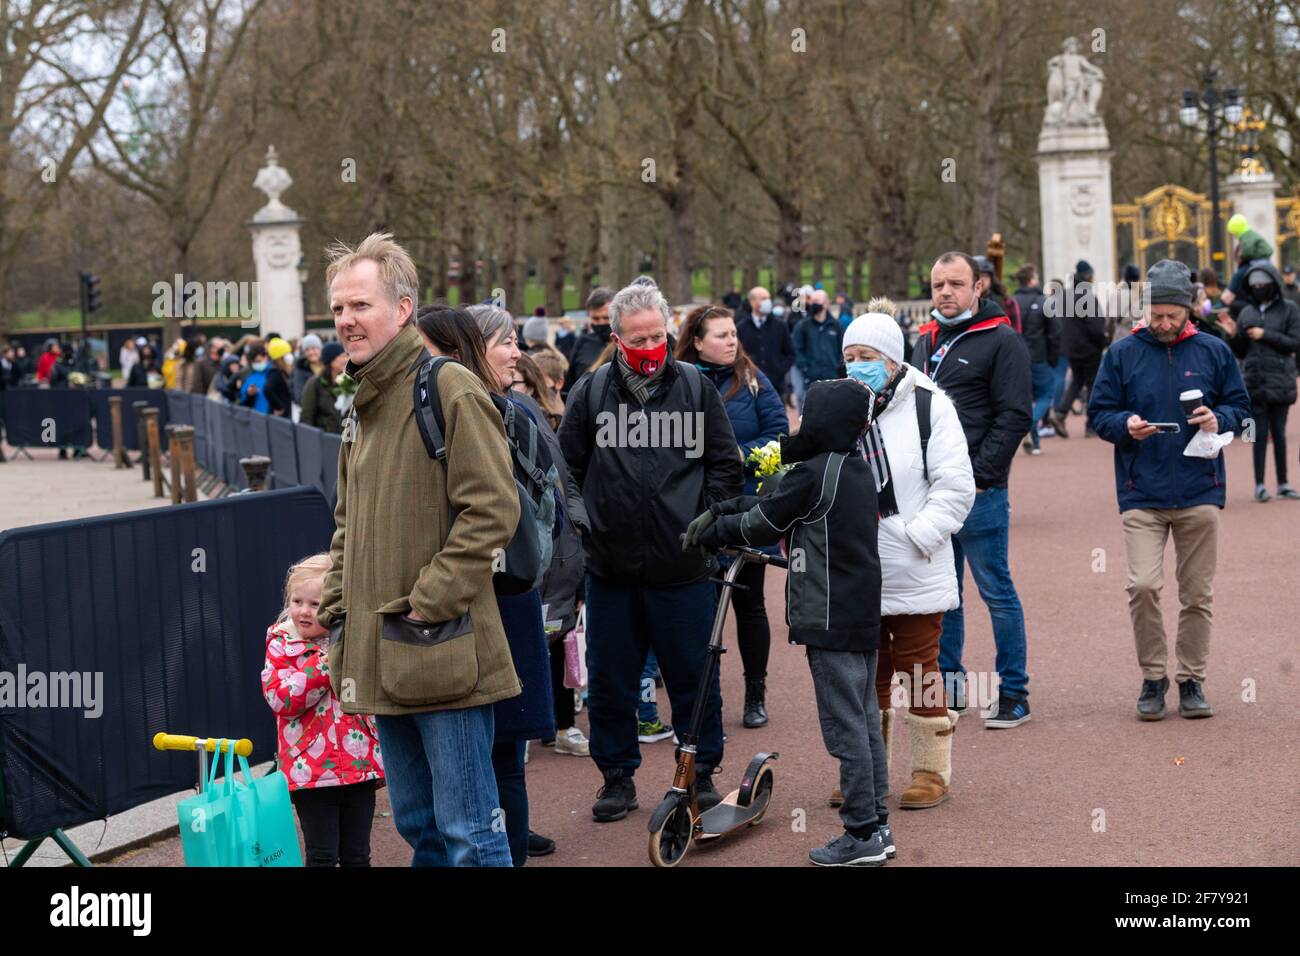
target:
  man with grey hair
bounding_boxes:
[316,232,522,866]
[558,277,743,824]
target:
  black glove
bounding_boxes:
[682,509,716,551]
[696,521,725,552]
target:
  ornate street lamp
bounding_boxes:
[1180,68,1242,266]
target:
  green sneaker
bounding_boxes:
[637,719,674,743]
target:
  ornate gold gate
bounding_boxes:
[1278,186,1300,267]
[1112,185,1218,277]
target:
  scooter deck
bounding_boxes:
[697,788,764,837]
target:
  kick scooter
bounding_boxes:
[648,546,784,867]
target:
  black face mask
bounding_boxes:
[808,303,824,317]
[592,323,612,342]
[1250,283,1277,305]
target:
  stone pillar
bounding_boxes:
[247,145,306,341]
[1036,37,1114,288]
[1222,170,1279,267]
[1037,124,1116,289]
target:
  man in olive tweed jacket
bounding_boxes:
[316,233,520,867]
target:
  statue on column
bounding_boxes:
[1044,37,1104,126]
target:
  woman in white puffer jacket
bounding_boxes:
[838,300,975,812]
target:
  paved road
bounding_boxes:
[108,412,1299,867]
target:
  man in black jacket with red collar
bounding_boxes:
[911,251,1033,729]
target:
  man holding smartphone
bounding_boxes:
[1088,260,1250,721]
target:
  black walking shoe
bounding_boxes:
[526,831,556,857]
[983,693,1030,729]
[743,677,769,728]
[1136,676,1169,721]
[1177,679,1214,718]
[695,766,723,814]
[592,773,638,822]
[1049,410,1069,438]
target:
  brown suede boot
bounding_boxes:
[898,709,957,810]
[829,707,893,807]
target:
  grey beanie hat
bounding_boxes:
[300,333,323,351]
[1145,259,1193,308]
[522,316,549,343]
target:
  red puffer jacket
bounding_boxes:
[261,620,383,791]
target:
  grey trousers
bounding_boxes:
[806,646,888,831]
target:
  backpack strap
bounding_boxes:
[914,384,933,483]
[675,360,703,410]
[584,363,615,444]
[413,355,453,461]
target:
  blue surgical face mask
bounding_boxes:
[772,305,786,318]
[847,360,890,393]
[252,360,269,372]
[931,306,974,328]
[758,299,773,316]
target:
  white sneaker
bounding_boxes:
[554,726,590,756]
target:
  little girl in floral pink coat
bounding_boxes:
[262,553,383,866]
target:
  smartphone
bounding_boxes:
[1148,422,1182,433]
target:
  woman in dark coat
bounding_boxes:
[675,304,787,728]
[414,303,557,865]
[300,342,347,433]
[1231,262,1300,500]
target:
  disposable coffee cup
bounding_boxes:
[1180,388,1204,419]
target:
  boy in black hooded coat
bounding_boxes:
[685,378,891,866]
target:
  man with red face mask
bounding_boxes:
[558,277,744,824]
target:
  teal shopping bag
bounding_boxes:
[177,741,303,867]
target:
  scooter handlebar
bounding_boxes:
[153,732,253,756]
[720,546,787,570]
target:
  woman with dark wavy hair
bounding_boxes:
[674,304,787,728]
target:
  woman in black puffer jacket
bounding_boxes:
[1231,261,1300,500]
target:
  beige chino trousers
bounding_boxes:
[1121,505,1219,683]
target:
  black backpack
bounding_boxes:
[413,356,558,596]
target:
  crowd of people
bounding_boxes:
[2,221,1292,868]
[244,224,1291,870]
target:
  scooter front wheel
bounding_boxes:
[648,795,694,867]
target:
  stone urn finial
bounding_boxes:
[253,144,297,221]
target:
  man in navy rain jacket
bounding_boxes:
[1088,259,1250,723]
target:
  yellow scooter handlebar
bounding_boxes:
[153,733,253,757]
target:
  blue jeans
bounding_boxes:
[638,651,662,724]
[1030,362,1056,448]
[1050,356,1069,410]
[586,574,723,775]
[374,706,513,867]
[938,486,1029,698]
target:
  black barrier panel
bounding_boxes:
[220,405,243,489]
[267,416,299,488]
[187,395,209,470]
[85,388,168,452]
[166,391,192,429]
[205,399,225,477]
[320,433,342,507]
[294,423,325,495]
[0,487,335,839]
[2,389,94,449]
[249,409,271,460]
